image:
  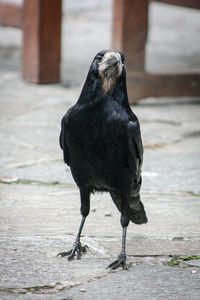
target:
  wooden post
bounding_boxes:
[112,0,200,103]
[112,0,148,72]
[22,0,61,83]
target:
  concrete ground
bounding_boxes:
[0,1,200,299]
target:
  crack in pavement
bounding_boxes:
[0,281,81,295]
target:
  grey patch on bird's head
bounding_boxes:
[98,51,123,93]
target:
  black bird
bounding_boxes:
[58,50,147,270]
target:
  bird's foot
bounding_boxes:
[106,254,128,270]
[57,241,88,260]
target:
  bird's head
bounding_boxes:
[78,50,127,104]
[92,50,125,93]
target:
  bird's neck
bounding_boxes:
[78,73,130,110]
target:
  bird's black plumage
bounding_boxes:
[58,50,147,269]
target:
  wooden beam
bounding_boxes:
[112,0,148,72]
[22,0,61,83]
[150,0,200,9]
[127,72,200,103]
[0,2,22,28]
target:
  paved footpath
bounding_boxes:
[0,1,200,299]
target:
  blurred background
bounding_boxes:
[0,0,200,88]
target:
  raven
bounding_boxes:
[57,50,147,270]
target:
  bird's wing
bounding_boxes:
[59,109,72,166]
[127,119,143,183]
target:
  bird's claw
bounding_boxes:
[107,254,128,270]
[57,242,88,260]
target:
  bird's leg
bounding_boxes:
[57,216,88,260]
[107,201,130,270]
[121,226,127,262]
[107,226,128,270]
[57,188,90,260]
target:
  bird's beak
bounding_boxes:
[97,51,123,92]
[98,52,122,79]
[99,53,120,70]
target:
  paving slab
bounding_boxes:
[55,265,200,300]
[0,235,110,294]
[1,184,200,240]
[1,98,200,191]
[0,261,200,300]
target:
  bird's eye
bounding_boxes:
[121,54,125,64]
[96,55,102,62]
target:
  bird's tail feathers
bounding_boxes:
[129,200,148,225]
